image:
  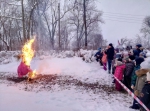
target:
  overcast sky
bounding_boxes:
[96,0,150,46]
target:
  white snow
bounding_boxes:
[0,57,136,111]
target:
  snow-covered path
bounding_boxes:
[0,57,136,111]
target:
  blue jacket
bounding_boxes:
[95,51,103,58]
[133,49,141,58]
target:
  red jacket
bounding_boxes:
[114,64,126,80]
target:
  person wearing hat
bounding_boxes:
[135,52,145,66]
[106,43,115,74]
[94,47,103,66]
[133,44,142,58]
[139,72,150,110]
[129,55,145,110]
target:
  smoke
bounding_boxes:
[36,60,49,74]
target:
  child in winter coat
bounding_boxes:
[94,48,103,66]
[124,58,135,91]
[102,51,107,71]
[131,53,144,89]
[114,59,126,91]
[139,72,150,111]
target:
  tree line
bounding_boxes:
[0,0,107,51]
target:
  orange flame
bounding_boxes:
[22,39,35,66]
[22,38,36,79]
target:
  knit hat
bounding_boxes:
[140,59,150,69]
[129,55,135,60]
[98,48,101,51]
[109,43,113,47]
[136,44,142,48]
[146,72,150,81]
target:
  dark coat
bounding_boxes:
[133,49,141,58]
[135,57,144,66]
[140,82,150,110]
[106,47,115,60]
[124,61,135,77]
[95,51,103,58]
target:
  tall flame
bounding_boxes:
[22,38,36,79]
[22,39,35,66]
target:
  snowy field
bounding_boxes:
[0,57,136,111]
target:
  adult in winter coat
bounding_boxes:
[124,58,135,91]
[114,60,126,91]
[139,72,150,111]
[131,68,148,110]
[106,43,115,74]
[133,44,142,58]
[95,48,103,66]
[130,58,146,110]
[134,69,148,97]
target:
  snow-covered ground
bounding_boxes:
[0,57,136,111]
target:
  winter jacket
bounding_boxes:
[135,57,144,66]
[102,53,107,63]
[134,69,148,96]
[133,49,142,58]
[95,51,103,59]
[131,65,141,86]
[124,61,135,77]
[140,82,150,110]
[17,62,32,78]
[106,47,115,60]
[114,62,126,80]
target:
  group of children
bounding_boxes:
[95,44,150,110]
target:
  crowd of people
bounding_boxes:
[95,43,150,111]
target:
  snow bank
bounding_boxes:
[0,51,20,65]
[78,49,97,63]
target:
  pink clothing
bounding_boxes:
[102,53,107,63]
[17,62,32,78]
[115,80,122,91]
[114,64,125,80]
[103,63,107,71]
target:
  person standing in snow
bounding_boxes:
[130,53,145,109]
[106,43,115,74]
[94,48,103,66]
[114,59,126,91]
[131,53,145,89]
[123,58,135,91]
[139,72,150,111]
[130,68,148,110]
[102,50,107,71]
[133,44,142,58]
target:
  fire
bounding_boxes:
[22,39,35,66]
[28,70,36,79]
[22,38,36,79]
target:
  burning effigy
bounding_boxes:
[17,39,36,80]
